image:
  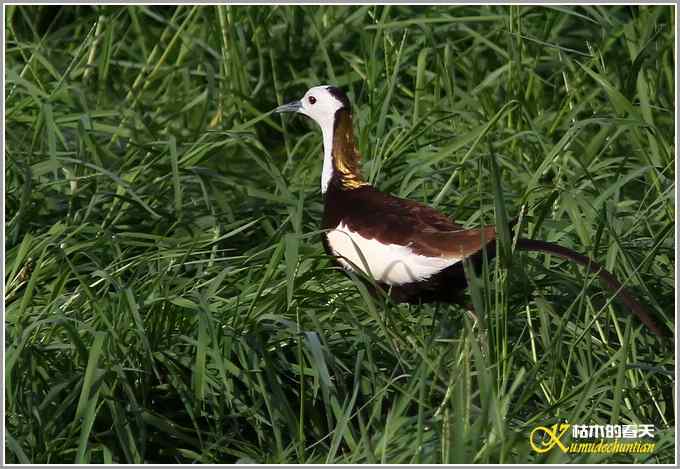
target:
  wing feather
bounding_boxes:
[336,187,497,259]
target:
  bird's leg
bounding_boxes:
[463,302,479,327]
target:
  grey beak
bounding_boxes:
[274,100,302,114]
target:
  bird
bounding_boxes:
[274,85,667,338]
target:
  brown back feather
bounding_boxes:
[323,183,496,259]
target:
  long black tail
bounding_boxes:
[516,238,667,338]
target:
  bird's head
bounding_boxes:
[274,85,351,129]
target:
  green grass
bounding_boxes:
[4,4,675,464]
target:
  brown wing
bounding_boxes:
[414,225,497,258]
[335,187,497,259]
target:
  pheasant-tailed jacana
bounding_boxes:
[274,85,667,338]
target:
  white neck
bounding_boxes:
[319,117,335,194]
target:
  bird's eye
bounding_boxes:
[308,96,317,105]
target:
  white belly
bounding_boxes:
[326,222,461,285]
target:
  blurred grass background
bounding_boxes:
[4,4,675,464]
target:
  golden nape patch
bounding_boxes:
[332,111,369,190]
